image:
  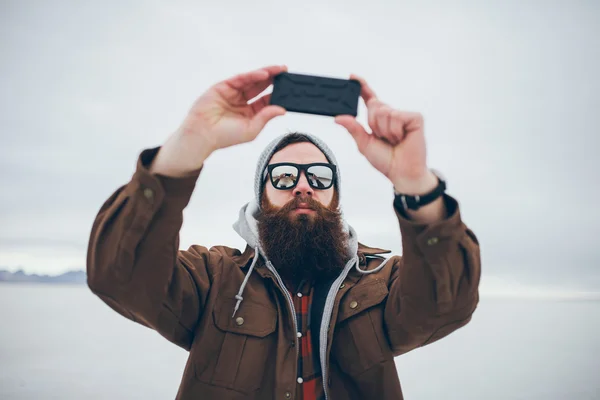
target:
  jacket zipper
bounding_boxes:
[319,257,357,400]
[266,261,300,366]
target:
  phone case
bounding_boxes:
[269,72,361,117]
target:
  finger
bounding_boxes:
[369,105,388,142]
[367,99,384,133]
[242,65,291,100]
[260,64,288,76]
[390,110,406,142]
[350,74,377,105]
[398,111,424,128]
[334,115,371,154]
[226,65,287,91]
[243,80,273,101]
[225,69,269,92]
[246,105,286,138]
[392,111,424,141]
[366,97,390,134]
[375,106,400,145]
[350,73,384,134]
[249,93,272,115]
[216,65,287,103]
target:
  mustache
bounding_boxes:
[259,191,342,223]
[279,196,332,214]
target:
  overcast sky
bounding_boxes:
[1,0,599,298]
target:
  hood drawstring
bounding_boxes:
[232,247,261,318]
[232,251,391,317]
[354,255,392,275]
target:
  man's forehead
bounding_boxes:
[269,142,329,164]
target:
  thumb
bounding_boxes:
[247,106,286,138]
[335,115,370,153]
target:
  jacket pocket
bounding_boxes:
[193,297,278,394]
[332,279,391,376]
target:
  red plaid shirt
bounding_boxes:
[285,279,325,400]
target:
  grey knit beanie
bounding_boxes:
[254,132,341,209]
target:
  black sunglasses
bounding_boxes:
[264,162,337,190]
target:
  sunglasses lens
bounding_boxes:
[306,165,334,189]
[271,165,299,188]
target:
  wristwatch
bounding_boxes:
[393,169,447,211]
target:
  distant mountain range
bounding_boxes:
[0,269,86,284]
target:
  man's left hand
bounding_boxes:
[335,75,436,194]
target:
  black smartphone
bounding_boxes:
[269,72,361,117]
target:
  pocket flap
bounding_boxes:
[214,298,277,338]
[337,279,389,323]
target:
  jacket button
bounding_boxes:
[235,317,244,326]
[340,283,345,289]
[284,391,292,399]
[143,188,154,200]
[427,237,439,245]
[349,301,358,309]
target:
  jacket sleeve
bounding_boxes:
[384,194,481,356]
[86,147,213,351]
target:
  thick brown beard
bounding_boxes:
[257,192,350,284]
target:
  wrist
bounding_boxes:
[149,140,211,178]
[392,170,438,195]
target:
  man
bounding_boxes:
[87,65,481,400]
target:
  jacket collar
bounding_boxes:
[233,242,391,279]
[357,242,391,257]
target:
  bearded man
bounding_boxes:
[87,65,481,400]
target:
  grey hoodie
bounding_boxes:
[231,132,391,400]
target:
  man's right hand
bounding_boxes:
[150,65,288,178]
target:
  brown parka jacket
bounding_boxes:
[86,148,481,400]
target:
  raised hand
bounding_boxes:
[335,74,434,192]
[151,65,288,177]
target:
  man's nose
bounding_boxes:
[293,171,313,197]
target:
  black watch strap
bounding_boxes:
[393,175,446,211]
